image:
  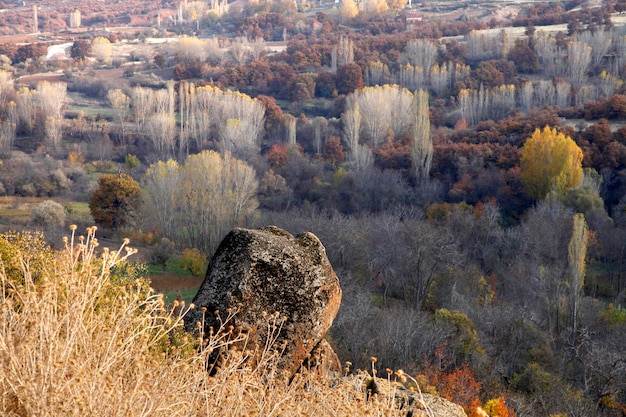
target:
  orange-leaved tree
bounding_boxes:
[483,397,517,417]
[520,126,583,201]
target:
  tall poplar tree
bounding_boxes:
[410,89,432,181]
[568,213,588,332]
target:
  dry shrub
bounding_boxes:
[0,227,412,416]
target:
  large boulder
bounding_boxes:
[185,226,342,379]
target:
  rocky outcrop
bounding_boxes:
[185,226,342,380]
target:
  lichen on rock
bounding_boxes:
[185,226,342,379]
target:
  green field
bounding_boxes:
[162,287,199,306]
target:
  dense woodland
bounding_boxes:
[1,0,626,415]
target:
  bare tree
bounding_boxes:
[598,71,621,98]
[249,37,266,61]
[430,63,449,96]
[141,159,181,242]
[575,85,596,106]
[519,81,533,113]
[0,118,15,151]
[0,101,17,150]
[284,114,297,145]
[190,85,219,150]
[403,39,437,81]
[567,40,592,88]
[178,82,192,157]
[536,35,567,78]
[457,85,487,125]
[342,100,361,155]
[44,116,63,154]
[227,37,253,66]
[577,29,612,72]
[204,37,223,65]
[219,118,259,160]
[107,88,130,143]
[347,85,413,147]
[351,143,374,173]
[219,90,265,157]
[568,213,588,332]
[398,63,426,91]
[365,61,391,86]
[37,81,66,120]
[16,87,37,134]
[131,86,154,130]
[465,29,507,61]
[490,84,516,120]
[0,70,13,107]
[145,112,176,159]
[610,32,626,75]
[534,79,556,109]
[555,79,572,108]
[313,117,328,155]
[337,36,354,66]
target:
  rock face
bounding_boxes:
[370,377,468,417]
[185,226,342,379]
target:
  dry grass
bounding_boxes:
[0,227,416,417]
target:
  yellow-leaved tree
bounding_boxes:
[520,126,583,200]
[339,0,359,22]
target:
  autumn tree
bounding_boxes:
[483,397,516,417]
[323,135,345,168]
[339,0,359,23]
[387,0,408,12]
[520,126,584,200]
[89,173,143,231]
[92,37,113,65]
[362,0,388,14]
[336,63,364,95]
[141,160,180,241]
[70,39,90,62]
[176,36,208,63]
[411,89,432,181]
[142,151,258,254]
[184,85,264,158]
